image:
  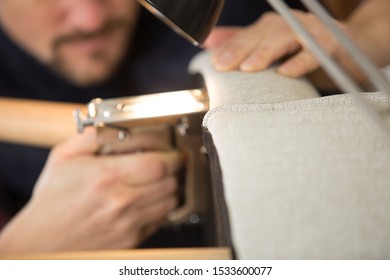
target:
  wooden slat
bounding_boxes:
[0,247,232,260]
[0,97,82,148]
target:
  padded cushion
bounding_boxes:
[189,52,320,108]
[190,52,390,259]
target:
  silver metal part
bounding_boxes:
[300,0,390,95]
[267,0,363,94]
[177,117,190,136]
[267,0,390,134]
[118,130,127,141]
[267,0,390,95]
[75,89,211,225]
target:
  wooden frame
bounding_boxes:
[0,97,81,148]
[1,247,232,260]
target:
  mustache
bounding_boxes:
[53,19,128,48]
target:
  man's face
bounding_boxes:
[0,0,139,86]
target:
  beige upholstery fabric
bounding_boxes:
[190,52,320,108]
[190,52,390,259]
[384,65,390,79]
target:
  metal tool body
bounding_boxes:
[75,89,211,225]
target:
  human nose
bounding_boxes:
[64,0,109,32]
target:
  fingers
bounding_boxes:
[210,25,259,71]
[275,13,340,77]
[208,10,347,78]
[119,175,178,210]
[240,31,299,72]
[136,175,178,208]
[204,27,241,49]
[51,127,99,160]
[139,223,161,243]
[278,50,321,77]
[102,172,178,247]
[101,150,183,185]
[137,195,178,225]
[210,12,300,72]
[125,196,177,247]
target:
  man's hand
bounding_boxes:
[205,10,365,82]
[0,128,182,254]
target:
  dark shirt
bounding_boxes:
[0,0,305,240]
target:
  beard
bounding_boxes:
[49,18,130,86]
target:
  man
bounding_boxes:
[0,0,277,253]
[5,0,374,254]
[0,0,183,253]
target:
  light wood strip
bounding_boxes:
[0,247,232,260]
[0,97,82,148]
